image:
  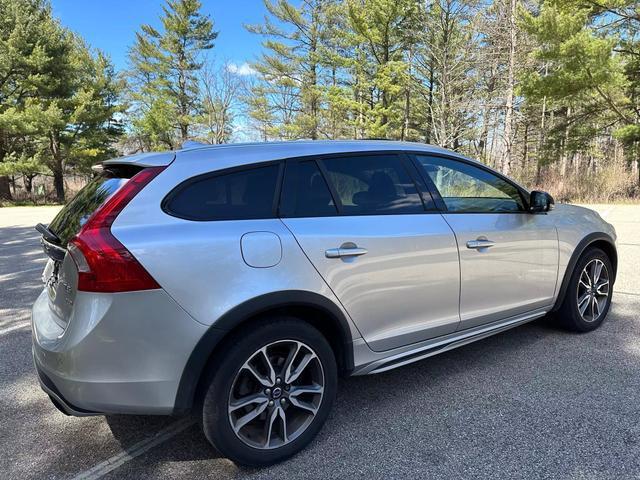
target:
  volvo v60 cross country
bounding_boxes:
[32,140,617,466]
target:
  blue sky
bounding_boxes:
[50,0,270,73]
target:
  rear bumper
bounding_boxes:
[31,288,208,415]
[33,354,101,416]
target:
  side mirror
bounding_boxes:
[529,190,554,213]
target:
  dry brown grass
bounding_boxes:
[516,162,639,204]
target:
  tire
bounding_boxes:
[201,317,337,467]
[557,247,613,332]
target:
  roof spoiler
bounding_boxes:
[100,151,176,169]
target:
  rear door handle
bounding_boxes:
[325,247,368,258]
[466,239,495,250]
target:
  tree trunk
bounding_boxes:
[0,176,12,200]
[536,93,547,184]
[401,48,413,141]
[479,90,492,159]
[426,61,435,144]
[380,37,390,131]
[501,0,517,176]
[560,106,571,177]
[635,141,640,186]
[24,175,33,194]
[53,168,65,203]
[49,131,65,203]
[522,122,529,172]
[355,68,364,139]
[179,123,188,143]
[309,4,319,140]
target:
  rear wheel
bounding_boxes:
[557,247,613,332]
[201,318,337,466]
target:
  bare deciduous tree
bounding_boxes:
[198,63,246,144]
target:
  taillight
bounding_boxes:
[68,166,165,293]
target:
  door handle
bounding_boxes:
[466,238,495,250]
[325,246,368,259]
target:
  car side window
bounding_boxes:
[320,154,425,215]
[279,160,338,217]
[164,164,280,221]
[415,155,525,213]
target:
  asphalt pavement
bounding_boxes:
[1,204,639,479]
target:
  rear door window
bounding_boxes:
[164,164,280,221]
[48,168,135,246]
[319,154,425,215]
[279,160,337,217]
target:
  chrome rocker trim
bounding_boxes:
[353,309,548,375]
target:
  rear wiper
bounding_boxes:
[36,223,66,262]
[36,223,61,245]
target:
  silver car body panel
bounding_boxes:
[442,212,559,329]
[32,288,208,414]
[31,140,617,415]
[548,204,617,288]
[110,215,361,337]
[282,214,461,351]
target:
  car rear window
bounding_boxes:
[164,164,280,221]
[48,167,136,246]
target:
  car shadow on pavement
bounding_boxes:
[105,415,223,460]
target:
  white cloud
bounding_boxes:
[227,62,257,76]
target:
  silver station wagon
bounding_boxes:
[32,140,617,466]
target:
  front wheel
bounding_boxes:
[201,318,337,466]
[557,247,613,332]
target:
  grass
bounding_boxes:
[0,200,62,208]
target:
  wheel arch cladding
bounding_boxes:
[552,232,617,312]
[172,290,355,413]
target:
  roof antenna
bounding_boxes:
[181,140,208,149]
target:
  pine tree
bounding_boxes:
[521,0,633,183]
[43,44,124,201]
[0,0,123,202]
[0,0,64,200]
[247,0,334,140]
[246,84,277,141]
[127,0,217,150]
[347,0,418,138]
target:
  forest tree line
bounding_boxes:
[1,0,638,203]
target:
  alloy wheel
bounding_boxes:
[227,340,325,449]
[576,258,610,322]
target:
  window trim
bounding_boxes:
[398,152,438,212]
[277,158,339,218]
[279,151,437,218]
[161,160,284,221]
[407,152,531,214]
[314,158,344,213]
[161,149,532,222]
